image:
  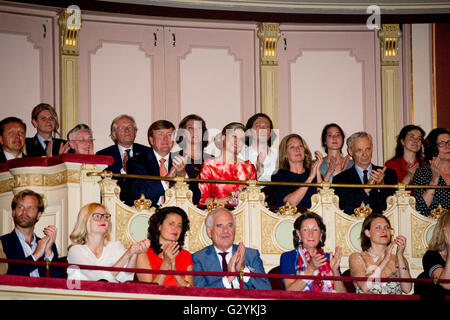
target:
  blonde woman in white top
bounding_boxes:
[67,203,149,282]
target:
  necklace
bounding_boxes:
[367,249,385,263]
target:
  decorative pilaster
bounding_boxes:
[378,24,402,162]
[58,6,81,139]
[257,23,281,128]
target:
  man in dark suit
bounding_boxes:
[126,119,187,207]
[192,207,271,290]
[0,117,27,163]
[333,131,398,215]
[96,115,151,203]
[25,103,68,157]
[0,189,63,278]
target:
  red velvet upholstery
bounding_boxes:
[0,154,114,172]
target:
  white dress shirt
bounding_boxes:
[15,229,53,277]
[239,145,278,182]
[213,246,250,289]
[67,241,134,283]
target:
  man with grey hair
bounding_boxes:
[67,124,94,155]
[333,131,398,215]
[96,115,151,203]
[192,207,271,290]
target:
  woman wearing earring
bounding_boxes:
[67,202,150,282]
[280,211,346,292]
[349,213,412,294]
[136,206,193,287]
[198,122,256,206]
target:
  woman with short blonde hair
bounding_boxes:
[67,202,149,282]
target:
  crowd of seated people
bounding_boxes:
[1,103,447,217]
[0,103,449,297]
[1,189,447,299]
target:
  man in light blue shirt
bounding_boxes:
[0,189,63,277]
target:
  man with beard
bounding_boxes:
[0,189,63,277]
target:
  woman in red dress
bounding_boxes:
[198,122,257,206]
[385,125,426,184]
[136,206,193,286]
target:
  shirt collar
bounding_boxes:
[153,149,170,163]
[354,163,372,182]
[118,144,133,156]
[214,245,233,255]
[37,134,52,144]
[3,150,22,161]
[15,228,36,245]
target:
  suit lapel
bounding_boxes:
[10,231,26,260]
[349,166,362,184]
[206,245,223,271]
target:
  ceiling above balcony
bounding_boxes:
[7,0,450,23]
[107,0,450,15]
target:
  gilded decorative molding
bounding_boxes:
[257,23,281,66]
[335,215,358,256]
[258,22,280,128]
[58,6,81,138]
[378,24,402,162]
[98,178,121,198]
[233,209,244,244]
[411,214,431,259]
[187,208,209,253]
[378,24,402,67]
[0,178,14,193]
[115,205,136,249]
[11,170,80,188]
[260,211,283,254]
[58,7,81,56]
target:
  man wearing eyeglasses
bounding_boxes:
[0,189,63,278]
[25,103,69,157]
[96,115,151,203]
[67,124,95,155]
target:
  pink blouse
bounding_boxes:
[199,159,256,205]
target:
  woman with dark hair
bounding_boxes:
[271,134,322,209]
[412,128,450,217]
[199,122,256,206]
[385,124,426,184]
[349,213,412,294]
[136,206,193,286]
[279,211,346,292]
[176,114,209,205]
[240,113,278,182]
[318,123,353,182]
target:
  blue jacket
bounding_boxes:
[96,143,151,205]
[125,148,173,207]
[0,230,63,278]
[192,244,271,290]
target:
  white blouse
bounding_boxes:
[67,241,134,283]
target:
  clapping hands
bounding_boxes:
[33,225,57,260]
[129,239,151,255]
